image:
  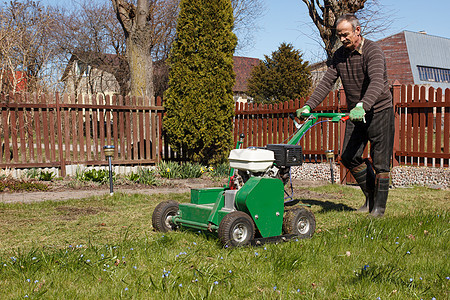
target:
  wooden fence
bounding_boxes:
[234,82,450,182]
[0,93,164,176]
[1,82,449,180]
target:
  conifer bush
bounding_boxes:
[164,0,237,164]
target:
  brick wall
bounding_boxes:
[377,32,414,85]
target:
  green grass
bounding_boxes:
[0,185,448,299]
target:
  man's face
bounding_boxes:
[337,20,361,51]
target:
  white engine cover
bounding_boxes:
[228,148,275,172]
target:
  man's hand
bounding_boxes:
[296,105,311,120]
[349,102,365,122]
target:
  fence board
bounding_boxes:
[0,84,448,174]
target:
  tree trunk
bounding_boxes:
[112,0,154,98]
[302,0,367,61]
[127,31,154,98]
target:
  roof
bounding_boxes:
[403,31,450,89]
[62,53,260,94]
[233,56,260,92]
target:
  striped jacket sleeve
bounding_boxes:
[305,63,339,110]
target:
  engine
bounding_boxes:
[228,144,303,189]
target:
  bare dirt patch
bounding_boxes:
[0,177,332,204]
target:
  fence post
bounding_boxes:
[392,80,401,167]
[55,93,66,177]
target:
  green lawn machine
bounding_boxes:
[152,112,349,247]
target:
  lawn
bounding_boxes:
[0,184,448,299]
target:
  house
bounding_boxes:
[309,31,450,90]
[62,53,260,103]
[377,31,450,89]
[61,52,127,100]
[1,70,27,93]
[232,56,260,103]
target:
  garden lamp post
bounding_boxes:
[325,150,335,184]
[103,145,115,195]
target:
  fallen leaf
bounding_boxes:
[407,234,415,240]
[424,230,429,235]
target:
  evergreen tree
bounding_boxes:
[164,0,237,164]
[247,43,312,103]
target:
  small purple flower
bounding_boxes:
[273,286,277,291]
[179,284,183,287]
[124,287,128,291]
[214,281,218,285]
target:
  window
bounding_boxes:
[417,66,450,83]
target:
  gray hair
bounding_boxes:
[336,13,360,30]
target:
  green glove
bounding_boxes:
[349,102,366,122]
[296,105,311,120]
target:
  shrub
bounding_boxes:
[163,0,237,164]
[39,171,55,181]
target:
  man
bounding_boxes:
[297,13,394,217]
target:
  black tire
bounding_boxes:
[218,211,255,247]
[152,200,179,232]
[282,207,316,238]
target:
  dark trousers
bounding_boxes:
[341,107,395,174]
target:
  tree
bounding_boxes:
[0,0,58,94]
[247,43,311,103]
[301,0,395,61]
[164,0,237,164]
[111,0,179,98]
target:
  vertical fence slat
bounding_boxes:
[63,94,70,162]
[435,89,443,166]
[427,88,434,164]
[85,96,92,161]
[125,96,132,160]
[419,86,426,161]
[91,95,98,161]
[1,94,11,163]
[34,94,43,163]
[412,85,420,156]
[444,89,450,156]
[98,95,105,161]
[105,95,112,147]
[17,95,27,162]
[119,95,125,160]
[113,95,120,160]
[40,95,50,162]
[132,96,138,160]
[49,95,57,161]
[138,97,145,158]
[71,94,78,162]
[25,94,34,162]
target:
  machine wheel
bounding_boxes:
[218,211,255,247]
[152,200,179,232]
[283,207,316,238]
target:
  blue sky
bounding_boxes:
[247,0,450,62]
[36,0,450,63]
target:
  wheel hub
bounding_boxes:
[297,216,310,234]
[232,223,248,242]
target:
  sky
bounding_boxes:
[246,0,450,62]
[32,0,450,63]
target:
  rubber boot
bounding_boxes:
[350,161,375,213]
[370,172,390,217]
